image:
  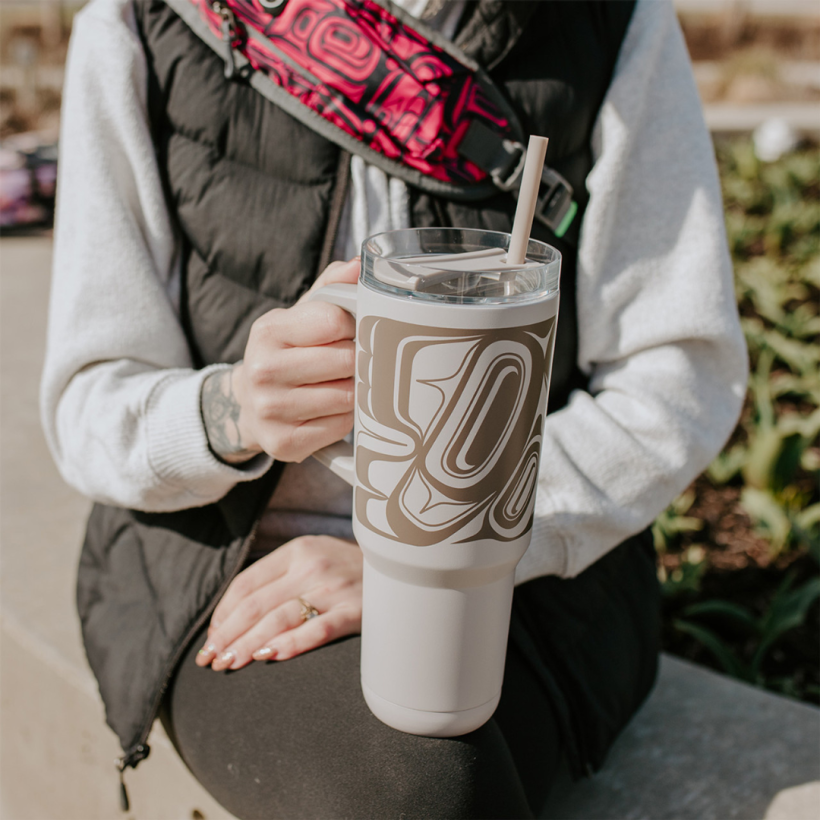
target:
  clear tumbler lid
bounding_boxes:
[362,228,561,305]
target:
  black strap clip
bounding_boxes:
[533,165,577,238]
[458,120,577,237]
[457,120,526,192]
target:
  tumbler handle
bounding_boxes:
[305,283,357,486]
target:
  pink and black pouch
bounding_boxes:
[167,0,576,232]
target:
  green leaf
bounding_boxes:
[770,371,820,405]
[772,433,808,491]
[803,256,820,290]
[707,444,747,485]
[652,494,704,552]
[681,600,760,634]
[734,257,798,325]
[674,620,751,681]
[742,427,790,490]
[796,503,820,531]
[763,331,820,377]
[671,489,698,516]
[780,303,820,340]
[740,487,793,551]
[751,578,820,673]
[747,347,776,431]
[790,514,820,559]
[753,577,820,672]
[761,576,820,638]
[661,559,707,597]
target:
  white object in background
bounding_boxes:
[753,118,799,162]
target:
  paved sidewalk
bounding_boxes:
[0,235,90,680]
[0,235,236,820]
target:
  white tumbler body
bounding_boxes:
[353,281,557,736]
[359,534,530,736]
[311,228,561,737]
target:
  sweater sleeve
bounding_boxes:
[516,0,748,583]
[39,0,272,512]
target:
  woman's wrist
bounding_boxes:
[200,364,263,464]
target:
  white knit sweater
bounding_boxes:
[40,0,748,584]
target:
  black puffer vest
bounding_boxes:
[77,0,635,773]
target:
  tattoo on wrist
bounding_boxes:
[201,367,260,464]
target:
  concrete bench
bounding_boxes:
[2,236,818,820]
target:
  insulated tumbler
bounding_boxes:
[310,227,561,736]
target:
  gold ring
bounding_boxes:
[298,597,319,622]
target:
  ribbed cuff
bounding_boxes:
[514,516,569,585]
[145,364,272,505]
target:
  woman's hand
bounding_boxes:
[196,535,363,670]
[201,258,359,464]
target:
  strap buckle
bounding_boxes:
[490,140,527,191]
[456,120,577,237]
[457,121,526,192]
[533,166,576,238]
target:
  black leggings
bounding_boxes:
[161,532,660,820]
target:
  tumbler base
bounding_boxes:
[362,682,500,737]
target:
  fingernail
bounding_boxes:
[212,650,235,671]
[196,643,217,665]
[252,646,277,661]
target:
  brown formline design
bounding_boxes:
[354,315,555,546]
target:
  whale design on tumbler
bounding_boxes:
[354,315,556,547]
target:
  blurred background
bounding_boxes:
[0,0,818,817]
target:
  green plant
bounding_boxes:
[704,139,820,558]
[652,490,703,553]
[673,574,820,685]
[659,545,708,597]
[655,139,819,704]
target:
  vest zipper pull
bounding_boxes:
[212,1,238,80]
[114,744,149,812]
[116,756,130,812]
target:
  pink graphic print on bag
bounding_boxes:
[192,0,512,184]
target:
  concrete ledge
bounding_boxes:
[705,102,820,137]
[542,655,820,820]
[1,616,238,820]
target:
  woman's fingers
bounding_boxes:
[259,380,355,424]
[201,576,295,666]
[267,342,355,387]
[263,412,353,464]
[207,550,290,637]
[198,536,363,670]
[299,257,360,302]
[253,301,355,350]
[217,603,360,669]
[261,606,360,662]
[212,598,305,671]
[233,257,359,466]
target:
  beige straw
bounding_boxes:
[507,135,549,265]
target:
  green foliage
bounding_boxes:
[659,546,708,597]
[659,139,820,556]
[655,139,820,702]
[673,575,820,685]
[700,139,820,555]
[652,490,702,553]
